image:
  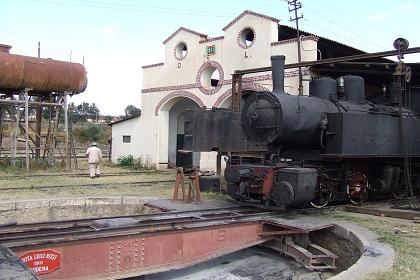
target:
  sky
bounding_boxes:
[1,0,419,116]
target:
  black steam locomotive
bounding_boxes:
[184,54,420,208]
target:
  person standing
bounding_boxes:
[85,142,103,178]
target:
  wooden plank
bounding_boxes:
[344,205,420,220]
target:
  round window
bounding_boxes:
[175,42,188,60]
[238,27,255,49]
[197,61,224,95]
[200,66,220,89]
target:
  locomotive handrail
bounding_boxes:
[234,46,420,75]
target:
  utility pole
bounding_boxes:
[288,0,304,95]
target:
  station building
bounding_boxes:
[110,10,365,170]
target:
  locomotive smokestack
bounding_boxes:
[271,55,285,95]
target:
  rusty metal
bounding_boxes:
[0,208,335,279]
[172,168,201,203]
[231,73,242,112]
[235,46,420,75]
[347,172,369,204]
[264,237,337,270]
[0,45,87,93]
[0,98,61,107]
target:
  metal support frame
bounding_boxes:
[235,46,420,75]
[172,167,201,203]
[230,46,420,114]
[231,73,242,112]
[264,236,337,270]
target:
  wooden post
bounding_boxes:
[0,101,4,158]
[35,99,42,158]
[25,90,29,174]
[51,100,60,164]
[63,92,69,170]
[10,95,21,167]
[43,94,53,159]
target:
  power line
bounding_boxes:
[25,0,231,18]
[303,5,386,50]
[300,18,376,52]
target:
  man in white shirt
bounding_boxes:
[85,142,103,178]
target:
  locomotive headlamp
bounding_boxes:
[393,38,409,51]
[393,38,409,60]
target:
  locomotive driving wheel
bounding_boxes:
[347,172,369,205]
[311,174,333,208]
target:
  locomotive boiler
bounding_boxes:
[184,54,420,208]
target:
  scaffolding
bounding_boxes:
[0,90,77,173]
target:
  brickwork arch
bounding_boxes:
[213,83,271,108]
[155,91,205,116]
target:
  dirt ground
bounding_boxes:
[0,162,226,202]
[0,165,419,280]
[319,210,420,280]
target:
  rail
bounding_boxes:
[1,207,337,279]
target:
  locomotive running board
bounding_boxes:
[1,209,335,279]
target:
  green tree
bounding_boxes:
[124,105,141,118]
[76,102,90,122]
[104,115,113,124]
[89,103,100,122]
[78,124,105,143]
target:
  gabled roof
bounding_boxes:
[163,27,207,44]
[222,10,279,31]
[109,115,140,126]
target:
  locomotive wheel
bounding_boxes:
[310,174,333,208]
[227,183,241,201]
[347,172,369,205]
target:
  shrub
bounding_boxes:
[115,155,156,170]
[116,155,135,167]
[76,124,105,143]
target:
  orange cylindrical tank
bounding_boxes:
[0,44,87,94]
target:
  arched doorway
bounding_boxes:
[213,83,271,109]
[157,95,203,168]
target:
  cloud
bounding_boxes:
[99,25,119,38]
[366,14,390,21]
[398,3,417,12]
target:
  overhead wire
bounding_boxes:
[302,5,386,50]
[24,0,231,17]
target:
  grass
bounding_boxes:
[0,162,176,201]
[320,210,420,280]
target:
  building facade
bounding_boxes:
[111,10,319,170]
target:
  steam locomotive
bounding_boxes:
[184,54,420,208]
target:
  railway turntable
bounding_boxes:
[0,206,342,279]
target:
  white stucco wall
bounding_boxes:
[111,117,143,159]
[111,11,319,171]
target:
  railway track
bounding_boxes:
[0,179,175,192]
[0,170,172,179]
[0,206,272,248]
